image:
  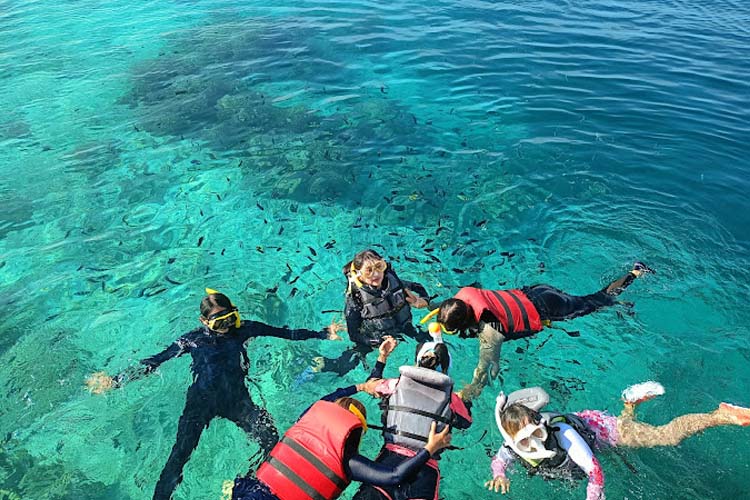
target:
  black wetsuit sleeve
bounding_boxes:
[346,449,431,486]
[402,280,429,302]
[344,295,367,346]
[298,385,359,419]
[112,337,188,386]
[368,360,386,380]
[241,320,328,341]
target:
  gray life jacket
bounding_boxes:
[351,269,412,340]
[382,365,454,452]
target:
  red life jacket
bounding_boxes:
[455,287,543,338]
[256,401,363,500]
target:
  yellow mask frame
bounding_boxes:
[204,288,241,329]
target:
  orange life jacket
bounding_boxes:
[256,401,362,500]
[455,287,543,338]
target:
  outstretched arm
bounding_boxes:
[242,320,329,341]
[486,445,514,493]
[556,424,605,500]
[86,336,188,393]
[460,322,504,401]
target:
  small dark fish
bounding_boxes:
[411,114,417,124]
[221,248,226,256]
[487,249,496,256]
[436,226,446,235]
[308,246,317,257]
[200,209,204,216]
[289,287,299,298]
[238,160,243,167]
[216,193,222,201]
[286,263,293,272]
[321,309,343,314]
[165,276,182,285]
[404,255,419,263]
[424,247,434,253]
[498,280,507,286]
[191,159,201,165]
[324,240,336,249]
[388,232,399,237]
[197,236,204,247]
[256,246,264,253]
[175,90,188,95]
[475,219,487,228]
[515,347,525,354]
[278,226,284,236]
[380,86,387,94]
[528,238,537,242]
[45,313,61,322]
[452,268,465,274]
[300,262,315,273]
[500,251,515,259]
[308,207,316,215]
[450,247,461,256]
[569,359,581,365]
[168,257,176,264]
[257,202,265,210]
[145,287,167,297]
[384,195,394,203]
[266,285,279,294]
[289,276,299,285]
[428,255,442,263]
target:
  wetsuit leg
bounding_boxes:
[461,322,505,401]
[231,476,278,500]
[320,345,371,375]
[153,394,214,500]
[526,271,639,321]
[220,391,279,467]
[352,485,389,500]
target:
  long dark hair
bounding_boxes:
[415,342,451,373]
[436,298,473,332]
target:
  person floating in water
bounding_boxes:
[229,339,453,500]
[85,288,341,500]
[315,249,432,376]
[353,336,472,500]
[424,262,654,400]
[487,382,750,499]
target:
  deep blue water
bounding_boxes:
[1,0,749,499]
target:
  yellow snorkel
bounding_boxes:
[419,308,440,324]
[348,404,368,433]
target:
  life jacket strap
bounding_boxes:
[266,456,328,500]
[385,405,452,425]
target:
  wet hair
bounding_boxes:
[200,292,233,318]
[500,403,539,437]
[437,298,473,332]
[343,249,385,275]
[415,342,451,373]
[335,397,367,456]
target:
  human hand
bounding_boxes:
[357,378,382,397]
[405,289,429,309]
[485,476,510,494]
[326,320,345,340]
[424,422,452,455]
[86,371,114,394]
[378,336,398,361]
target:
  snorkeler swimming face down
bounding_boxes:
[199,289,241,334]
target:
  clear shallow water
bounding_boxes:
[1,0,749,498]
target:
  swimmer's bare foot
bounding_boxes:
[718,402,750,426]
[311,356,325,373]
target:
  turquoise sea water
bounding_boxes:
[1,0,749,498]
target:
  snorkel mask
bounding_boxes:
[204,288,241,331]
[495,389,556,462]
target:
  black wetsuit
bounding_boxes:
[232,381,432,500]
[321,276,430,376]
[114,321,327,500]
[522,272,636,322]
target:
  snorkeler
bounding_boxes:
[315,249,432,376]
[424,262,654,400]
[488,383,750,499]
[228,342,453,500]
[85,288,340,500]
[352,336,472,500]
